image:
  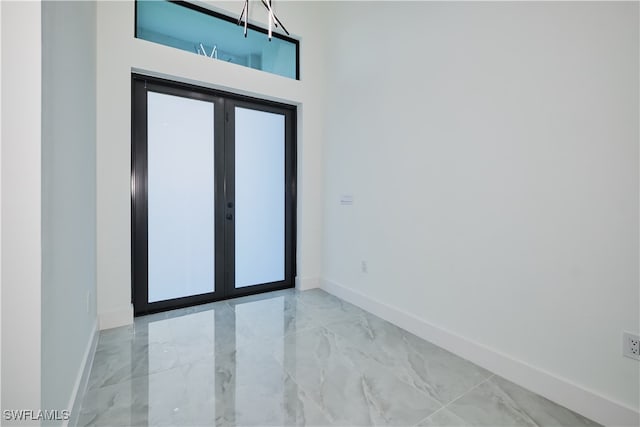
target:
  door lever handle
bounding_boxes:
[226,213,233,220]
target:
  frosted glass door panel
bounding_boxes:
[235,107,285,288]
[147,91,215,302]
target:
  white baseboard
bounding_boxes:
[295,276,320,291]
[65,320,98,427]
[98,305,133,330]
[321,278,639,427]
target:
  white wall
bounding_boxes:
[94,0,638,423]
[0,0,3,412]
[96,0,328,328]
[0,0,4,412]
[321,1,639,425]
[41,0,98,421]
[1,0,42,419]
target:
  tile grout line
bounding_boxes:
[319,292,505,426]
[413,374,497,426]
[301,297,502,425]
[284,313,448,422]
[317,306,497,423]
[88,291,501,427]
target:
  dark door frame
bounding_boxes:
[131,74,297,316]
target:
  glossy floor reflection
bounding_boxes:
[79,289,599,426]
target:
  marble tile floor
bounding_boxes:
[78,289,600,427]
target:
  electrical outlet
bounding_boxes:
[361,261,368,273]
[623,332,640,361]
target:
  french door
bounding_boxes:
[132,75,296,315]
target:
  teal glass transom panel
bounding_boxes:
[136,1,299,80]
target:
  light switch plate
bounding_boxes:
[340,194,354,205]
